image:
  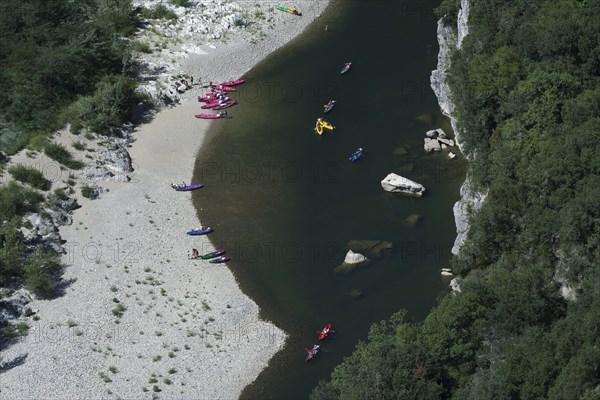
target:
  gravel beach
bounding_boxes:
[0,1,329,398]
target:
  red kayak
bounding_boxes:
[318,323,335,341]
[221,79,245,87]
[198,94,228,102]
[201,101,220,109]
[213,100,238,110]
[305,344,320,362]
[194,112,227,119]
[212,84,236,92]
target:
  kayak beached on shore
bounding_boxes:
[275,6,302,16]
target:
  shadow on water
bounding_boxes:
[193,0,466,398]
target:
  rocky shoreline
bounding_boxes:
[430,0,485,261]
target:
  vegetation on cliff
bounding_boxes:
[312,0,600,398]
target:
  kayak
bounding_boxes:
[201,101,222,109]
[221,79,245,87]
[275,6,302,16]
[324,100,337,113]
[340,62,352,75]
[201,249,226,259]
[318,323,335,341]
[212,84,236,92]
[305,344,320,362]
[349,148,364,162]
[194,112,227,119]
[213,100,238,110]
[209,256,230,264]
[187,227,213,235]
[198,94,229,103]
[174,184,204,191]
[314,118,334,135]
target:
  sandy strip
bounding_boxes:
[0,1,329,399]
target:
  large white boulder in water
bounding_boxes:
[334,250,370,274]
[381,173,426,197]
[344,250,367,264]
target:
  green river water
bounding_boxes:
[193,0,466,398]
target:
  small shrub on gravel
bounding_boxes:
[8,165,51,190]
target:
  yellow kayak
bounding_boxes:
[314,118,334,135]
[315,120,324,135]
[319,118,334,130]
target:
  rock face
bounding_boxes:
[430,0,485,257]
[450,277,462,292]
[381,173,425,197]
[452,177,486,254]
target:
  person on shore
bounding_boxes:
[191,248,199,258]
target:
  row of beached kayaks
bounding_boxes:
[194,79,246,119]
[170,182,231,264]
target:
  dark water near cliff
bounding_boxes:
[193,0,466,398]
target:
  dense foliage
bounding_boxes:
[0,0,141,300]
[312,0,600,398]
[0,0,137,155]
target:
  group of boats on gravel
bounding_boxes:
[170,182,230,264]
[194,79,246,119]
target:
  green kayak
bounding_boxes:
[275,6,302,16]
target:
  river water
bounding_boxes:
[193,0,465,398]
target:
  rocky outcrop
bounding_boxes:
[133,1,251,107]
[457,0,471,48]
[381,173,425,197]
[334,250,370,274]
[431,0,485,257]
[452,177,486,255]
[450,277,462,292]
[81,140,133,182]
[0,289,35,330]
[22,193,80,254]
[424,128,455,152]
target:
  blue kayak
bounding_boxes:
[174,184,204,191]
[349,148,364,162]
[209,256,230,264]
[187,227,213,235]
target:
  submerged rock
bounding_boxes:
[381,173,425,197]
[416,113,433,125]
[403,213,422,226]
[347,240,394,258]
[393,146,408,156]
